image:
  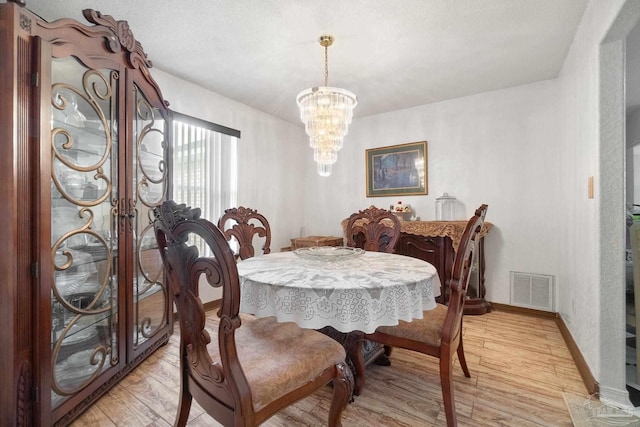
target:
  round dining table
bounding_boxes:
[236,249,441,395]
[237,249,441,334]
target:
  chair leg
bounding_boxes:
[457,334,471,378]
[328,362,354,427]
[384,345,393,358]
[375,344,392,366]
[174,371,193,427]
[439,356,457,427]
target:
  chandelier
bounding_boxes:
[297,35,357,177]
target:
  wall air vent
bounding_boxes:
[510,271,555,312]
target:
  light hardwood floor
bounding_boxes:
[71,310,587,426]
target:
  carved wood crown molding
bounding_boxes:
[82,9,153,70]
[19,12,31,33]
[30,7,170,109]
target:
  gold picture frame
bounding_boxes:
[366,141,428,197]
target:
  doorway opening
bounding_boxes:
[625,17,640,406]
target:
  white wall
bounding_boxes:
[303,80,562,305]
[152,69,309,250]
[152,67,564,313]
[558,0,635,405]
[150,70,309,301]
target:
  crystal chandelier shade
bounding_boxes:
[297,35,357,177]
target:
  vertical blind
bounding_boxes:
[172,113,239,245]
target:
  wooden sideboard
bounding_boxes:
[396,221,493,315]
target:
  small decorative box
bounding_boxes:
[291,235,344,250]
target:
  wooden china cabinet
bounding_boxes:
[0,2,172,425]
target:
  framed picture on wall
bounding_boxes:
[366,141,428,197]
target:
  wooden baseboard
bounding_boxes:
[490,302,599,396]
[490,302,558,319]
[555,314,599,396]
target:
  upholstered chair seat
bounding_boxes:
[205,316,347,412]
[375,304,448,346]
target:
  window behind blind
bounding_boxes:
[171,112,239,254]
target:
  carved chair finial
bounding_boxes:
[346,206,400,253]
[218,206,271,260]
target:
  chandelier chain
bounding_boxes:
[324,43,329,87]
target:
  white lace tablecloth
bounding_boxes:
[237,251,441,334]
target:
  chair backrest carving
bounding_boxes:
[345,205,401,253]
[153,200,250,413]
[218,206,271,260]
[442,204,488,344]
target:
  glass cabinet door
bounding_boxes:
[131,84,170,351]
[50,57,119,407]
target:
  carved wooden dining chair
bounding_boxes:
[343,205,401,391]
[153,200,353,427]
[363,204,488,427]
[218,206,271,260]
[345,205,401,253]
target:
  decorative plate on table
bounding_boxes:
[293,246,365,262]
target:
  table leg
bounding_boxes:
[345,331,366,395]
[317,327,386,396]
[375,345,392,366]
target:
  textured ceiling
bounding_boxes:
[20,0,589,124]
